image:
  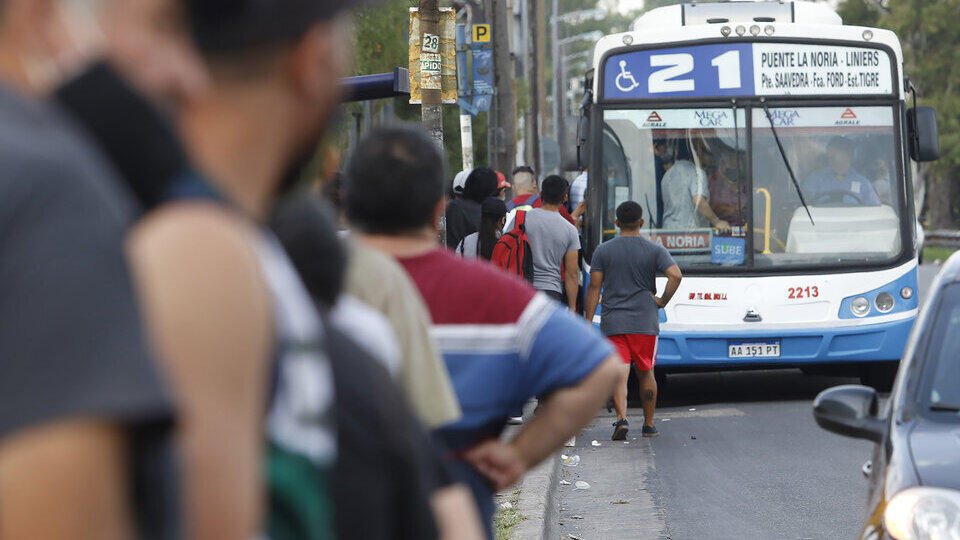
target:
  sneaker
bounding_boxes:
[611,419,629,441]
[642,424,659,438]
[508,416,524,425]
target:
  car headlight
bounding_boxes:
[876,292,895,313]
[851,296,871,317]
[884,487,960,540]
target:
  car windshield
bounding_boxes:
[922,285,960,416]
[598,106,904,271]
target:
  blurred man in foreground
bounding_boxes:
[127,2,358,538]
[0,1,175,538]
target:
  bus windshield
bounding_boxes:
[597,105,904,271]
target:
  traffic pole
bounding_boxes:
[419,0,443,149]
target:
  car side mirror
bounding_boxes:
[907,106,939,162]
[813,385,886,443]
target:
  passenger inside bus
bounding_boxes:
[661,141,731,233]
[708,150,748,227]
[801,136,881,207]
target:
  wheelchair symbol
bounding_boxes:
[615,60,640,93]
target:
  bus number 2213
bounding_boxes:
[788,286,819,299]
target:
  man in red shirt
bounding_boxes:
[346,127,620,538]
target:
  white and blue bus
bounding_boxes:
[578,1,939,388]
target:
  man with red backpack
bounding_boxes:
[504,176,580,310]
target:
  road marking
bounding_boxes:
[659,407,746,419]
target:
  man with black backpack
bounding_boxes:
[506,175,580,310]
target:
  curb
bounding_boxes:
[511,449,561,540]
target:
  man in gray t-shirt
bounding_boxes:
[508,176,580,309]
[585,201,682,440]
[661,145,731,233]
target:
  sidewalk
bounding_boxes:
[555,412,670,539]
[498,411,669,539]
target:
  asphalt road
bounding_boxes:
[557,371,875,540]
[554,264,944,540]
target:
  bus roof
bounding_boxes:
[632,2,841,31]
[594,1,904,99]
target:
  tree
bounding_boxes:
[882,0,960,228]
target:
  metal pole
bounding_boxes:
[492,0,516,174]
[528,0,541,174]
[456,19,474,172]
[460,113,474,171]
[419,0,443,149]
[551,0,560,142]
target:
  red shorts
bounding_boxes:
[608,334,658,371]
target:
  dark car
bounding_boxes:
[813,253,960,540]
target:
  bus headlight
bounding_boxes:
[749,25,761,36]
[735,25,746,36]
[876,293,895,313]
[884,487,960,540]
[901,287,914,300]
[851,297,871,317]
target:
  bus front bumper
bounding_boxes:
[655,316,916,367]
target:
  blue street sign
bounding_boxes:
[471,48,494,112]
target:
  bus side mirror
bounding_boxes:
[560,115,580,172]
[907,106,939,162]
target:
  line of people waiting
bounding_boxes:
[0,1,622,540]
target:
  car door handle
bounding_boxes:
[862,460,873,479]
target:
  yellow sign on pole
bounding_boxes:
[473,24,491,43]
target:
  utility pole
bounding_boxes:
[419,0,443,149]
[489,0,516,174]
[527,0,541,174]
[536,0,546,173]
[551,0,561,146]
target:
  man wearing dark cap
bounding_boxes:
[127,2,358,539]
[802,135,880,206]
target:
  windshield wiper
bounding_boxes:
[930,401,960,412]
[761,100,815,226]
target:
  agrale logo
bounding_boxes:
[835,108,860,126]
[644,111,666,128]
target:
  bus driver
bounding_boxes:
[802,136,881,206]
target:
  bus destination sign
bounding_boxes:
[603,43,893,100]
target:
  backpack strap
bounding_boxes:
[515,209,527,230]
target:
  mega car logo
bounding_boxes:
[644,111,666,128]
[767,109,800,127]
[695,110,729,127]
[835,108,860,126]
